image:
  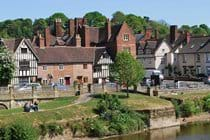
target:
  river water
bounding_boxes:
[105,123,210,140]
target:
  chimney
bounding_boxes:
[186,31,191,44]
[145,27,152,40]
[45,27,51,47]
[154,29,158,39]
[75,18,84,34]
[54,18,63,37]
[76,34,81,47]
[105,18,111,41]
[68,19,75,37]
[82,25,90,47]
[170,25,178,43]
[38,34,45,48]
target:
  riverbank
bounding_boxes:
[179,112,210,125]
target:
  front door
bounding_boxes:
[65,77,71,85]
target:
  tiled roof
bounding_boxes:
[35,47,107,64]
[179,36,210,54]
[3,38,23,52]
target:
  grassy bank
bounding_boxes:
[0,92,176,139]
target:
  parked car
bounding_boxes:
[18,83,42,91]
[51,83,69,91]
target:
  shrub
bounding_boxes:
[171,99,181,118]
[85,118,108,137]
[71,122,83,137]
[203,95,210,112]
[180,100,196,117]
[5,120,38,140]
[47,123,63,138]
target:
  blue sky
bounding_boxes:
[0,0,209,26]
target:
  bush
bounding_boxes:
[0,120,38,140]
[180,100,196,117]
[203,94,210,112]
[39,123,63,138]
[71,122,83,137]
[171,99,181,118]
[85,118,108,137]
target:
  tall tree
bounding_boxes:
[84,11,106,27]
[110,51,145,97]
[111,11,126,25]
[33,18,48,36]
[47,12,68,27]
[125,14,146,34]
[0,45,15,86]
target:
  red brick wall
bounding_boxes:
[38,63,93,85]
[115,23,136,58]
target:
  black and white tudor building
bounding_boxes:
[3,38,39,85]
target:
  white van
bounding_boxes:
[142,70,164,86]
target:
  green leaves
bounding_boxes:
[0,46,15,86]
[84,11,107,27]
[110,51,145,95]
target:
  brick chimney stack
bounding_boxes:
[68,19,75,37]
[105,18,111,41]
[82,25,90,47]
[186,31,191,44]
[170,25,178,43]
[76,34,81,47]
[154,29,158,39]
[145,27,152,40]
[54,18,63,37]
[45,27,51,47]
[38,34,45,48]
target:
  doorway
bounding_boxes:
[65,77,71,85]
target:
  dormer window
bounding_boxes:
[21,48,27,54]
[190,45,195,49]
[196,54,200,62]
[123,34,129,41]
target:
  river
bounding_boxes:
[105,123,210,140]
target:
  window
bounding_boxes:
[123,47,131,53]
[160,58,165,64]
[123,34,129,41]
[42,79,48,85]
[83,64,87,69]
[196,66,201,74]
[182,54,186,63]
[19,60,30,70]
[59,64,64,70]
[83,77,88,83]
[59,78,64,85]
[183,66,187,74]
[206,53,210,63]
[43,65,47,70]
[196,54,200,62]
[21,48,27,54]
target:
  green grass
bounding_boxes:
[0,92,173,126]
[161,92,210,101]
[91,92,173,110]
[0,96,78,116]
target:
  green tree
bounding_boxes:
[84,11,107,27]
[199,24,210,34]
[33,18,48,36]
[180,25,191,33]
[125,14,146,34]
[192,26,207,36]
[111,11,126,25]
[47,12,68,27]
[0,45,15,86]
[110,51,145,97]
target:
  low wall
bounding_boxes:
[139,107,180,130]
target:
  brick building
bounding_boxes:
[32,18,136,59]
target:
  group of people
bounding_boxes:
[23,101,39,112]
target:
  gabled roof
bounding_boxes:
[135,34,144,42]
[109,24,123,42]
[137,38,164,55]
[179,36,210,54]
[35,47,109,65]
[4,38,39,60]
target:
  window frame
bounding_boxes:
[123,34,129,41]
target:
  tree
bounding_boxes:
[84,11,107,27]
[125,14,146,34]
[111,11,126,25]
[110,51,145,97]
[33,18,48,36]
[47,12,68,27]
[0,45,15,86]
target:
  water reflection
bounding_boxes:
[105,123,210,140]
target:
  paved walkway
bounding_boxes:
[74,93,92,105]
